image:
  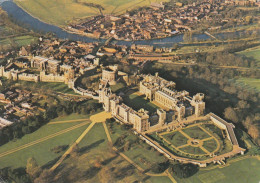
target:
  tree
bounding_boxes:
[150,161,170,173]
[248,125,259,140]
[26,157,42,179]
[34,169,53,183]
[242,116,253,129]
[171,163,199,178]
[224,107,239,123]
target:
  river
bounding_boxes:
[0,1,257,47]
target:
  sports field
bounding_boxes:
[14,0,169,26]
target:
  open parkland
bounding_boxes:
[0,108,259,183]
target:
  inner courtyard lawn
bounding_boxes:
[123,93,159,113]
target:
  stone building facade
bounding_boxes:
[139,73,205,121]
[98,86,150,132]
[101,65,118,85]
[98,73,206,132]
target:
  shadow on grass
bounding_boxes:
[79,139,105,154]
[101,155,118,166]
[42,155,62,169]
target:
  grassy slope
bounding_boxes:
[235,78,260,92]
[237,46,260,63]
[0,113,90,168]
[175,157,260,183]
[14,0,169,26]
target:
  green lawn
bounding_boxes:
[17,80,78,95]
[237,46,260,66]
[14,0,169,26]
[123,93,159,113]
[162,131,188,147]
[203,139,218,153]
[0,35,36,47]
[182,126,211,140]
[0,113,90,169]
[50,113,90,122]
[0,123,90,169]
[77,123,108,151]
[109,121,166,170]
[174,157,260,183]
[179,146,206,155]
[235,78,260,92]
[147,176,172,183]
[110,82,126,93]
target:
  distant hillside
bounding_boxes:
[14,0,169,26]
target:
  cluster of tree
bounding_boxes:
[73,0,105,11]
[55,100,100,116]
[171,163,199,178]
[150,161,170,174]
[0,167,31,183]
[25,157,54,183]
[191,49,258,67]
[192,5,259,31]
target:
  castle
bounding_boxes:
[139,73,205,121]
[98,73,206,132]
[0,56,96,85]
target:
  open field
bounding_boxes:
[174,156,260,183]
[14,0,169,26]
[237,45,260,66]
[0,35,36,48]
[123,92,159,113]
[234,78,260,92]
[52,119,171,182]
[0,113,90,169]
